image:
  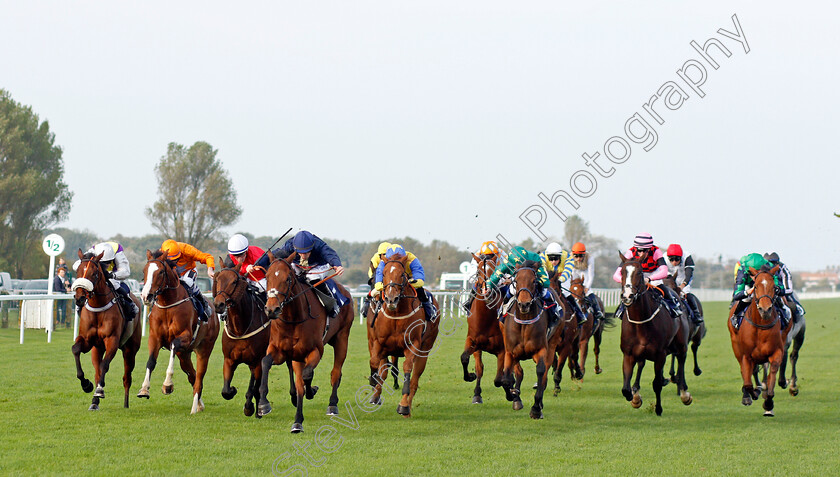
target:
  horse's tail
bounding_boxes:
[601,312,617,329]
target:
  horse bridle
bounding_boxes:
[146,258,180,303]
[381,259,417,306]
[512,266,539,310]
[745,271,779,329]
[213,268,247,317]
[621,262,648,306]
[74,257,115,303]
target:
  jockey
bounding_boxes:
[73,241,139,321]
[570,242,606,325]
[271,230,347,318]
[374,244,437,320]
[666,244,703,324]
[612,233,684,320]
[360,241,391,317]
[541,242,587,325]
[160,239,215,322]
[764,252,805,323]
[461,240,503,314]
[485,245,563,330]
[730,252,788,330]
[227,233,269,298]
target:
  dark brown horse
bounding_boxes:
[258,252,354,432]
[213,262,271,418]
[664,277,707,380]
[500,261,562,419]
[137,250,219,414]
[548,276,580,394]
[727,265,785,416]
[459,253,522,404]
[70,249,142,410]
[569,278,610,378]
[367,252,440,417]
[617,255,692,416]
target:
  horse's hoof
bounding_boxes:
[790,387,799,397]
[553,389,559,397]
[778,379,787,389]
[512,399,523,411]
[397,405,411,416]
[94,386,105,399]
[244,402,255,417]
[137,390,150,399]
[465,372,477,383]
[222,387,237,400]
[742,396,753,406]
[81,379,94,394]
[763,409,775,417]
[694,368,702,376]
[88,403,99,411]
[306,386,319,400]
[631,394,642,409]
[162,384,173,395]
[655,406,663,416]
[327,405,339,416]
[669,375,677,384]
[529,408,544,419]
[472,395,483,404]
[369,395,382,406]
[621,388,633,402]
[681,393,693,405]
[290,394,298,407]
[290,423,303,433]
[257,402,272,417]
[595,366,602,375]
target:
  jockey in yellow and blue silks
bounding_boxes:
[541,242,587,325]
[374,244,437,320]
[485,245,563,327]
[462,240,504,314]
[360,241,391,317]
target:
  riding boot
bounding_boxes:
[416,287,437,321]
[775,297,791,329]
[587,293,605,321]
[192,289,209,322]
[499,296,515,323]
[664,288,684,319]
[730,299,750,330]
[615,303,625,320]
[565,294,587,326]
[360,294,372,318]
[687,294,703,324]
[462,287,476,314]
[313,282,339,318]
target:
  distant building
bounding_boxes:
[800,270,840,292]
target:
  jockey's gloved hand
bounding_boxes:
[775,286,785,297]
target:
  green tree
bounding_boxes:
[0,90,73,278]
[563,215,591,248]
[145,141,241,250]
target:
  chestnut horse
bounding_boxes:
[500,261,563,419]
[727,265,785,416]
[548,276,580,394]
[71,249,142,410]
[138,250,219,415]
[617,255,692,416]
[569,277,611,378]
[213,263,271,418]
[367,252,440,417]
[459,253,522,404]
[258,252,354,433]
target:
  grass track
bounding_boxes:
[1,299,839,476]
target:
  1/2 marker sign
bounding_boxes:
[42,234,65,257]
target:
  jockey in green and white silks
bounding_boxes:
[486,246,563,326]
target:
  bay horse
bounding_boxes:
[213,262,271,418]
[569,277,612,378]
[617,254,692,416]
[137,250,219,415]
[459,253,522,404]
[663,277,707,381]
[727,265,785,416]
[548,275,580,395]
[70,249,142,410]
[500,261,563,419]
[367,251,440,417]
[258,252,354,433]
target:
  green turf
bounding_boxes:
[1,299,838,476]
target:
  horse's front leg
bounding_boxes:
[89,346,103,411]
[471,351,484,404]
[221,357,239,400]
[500,351,515,402]
[530,351,548,419]
[621,354,636,403]
[71,336,94,394]
[676,349,692,405]
[243,369,258,417]
[763,348,783,417]
[137,334,162,399]
[652,353,666,416]
[327,335,349,416]
[291,360,306,433]
[460,338,477,382]
[302,348,323,401]
[162,341,180,395]
[94,336,121,399]
[740,355,757,406]
[397,345,418,417]
[257,349,279,417]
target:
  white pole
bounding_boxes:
[73,304,79,340]
[141,301,148,337]
[47,255,55,343]
[19,300,24,344]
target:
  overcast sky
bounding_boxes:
[2,2,837,271]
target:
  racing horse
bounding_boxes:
[213,261,271,417]
[548,275,580,395]
[459,253,522,404]
[367,251,440,417]
[727,265,786,416]
[257,252,354,432]
[70,249,142,410]
[137,250,219,414]
[569,277,612,378]
[617,254,692,416]
[663,277,707,380]
[500,261,563,419]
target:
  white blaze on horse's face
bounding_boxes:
[622,265,636,301]
[141,262,159,301]
[389,265,396,274]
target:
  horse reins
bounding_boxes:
[215,268,271,339]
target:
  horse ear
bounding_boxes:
[285,251,296,264]
[78,248,84,259]
[748,267,758,276]
[146,249,153,260]
[268,251,276,262]
[769,265,780,276]
[471,253,480,263]
[618,251,627,263]
[94,251,105,262]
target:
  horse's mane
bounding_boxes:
[151,249,178,268]
[82,252,96,260]
[518,259,540,270]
